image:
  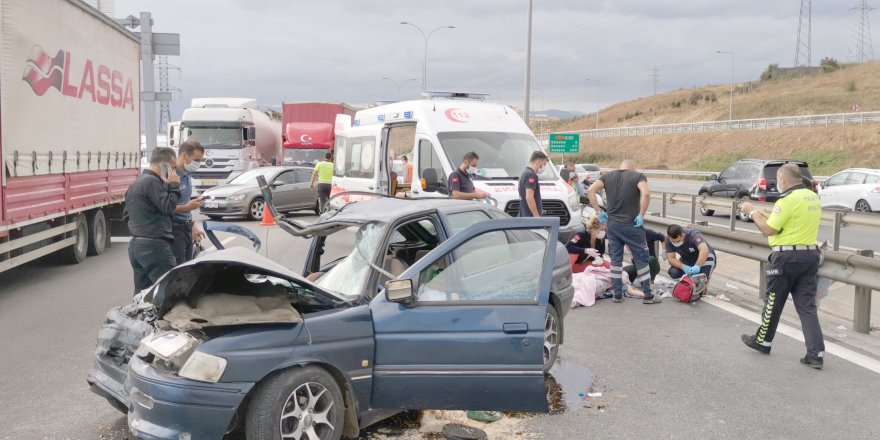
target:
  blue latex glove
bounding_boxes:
[598,212,608,224]
[689,265,702,275]
[633,214,644,228]
[682,265,693,275]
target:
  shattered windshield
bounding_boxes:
[313,222,386,299]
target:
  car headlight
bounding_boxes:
[178,351,228,383]
[140,331,198,367]
[226,193,246,201]
[568,192,580,211]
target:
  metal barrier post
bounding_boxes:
[661,192,667,217]
[729,200,738,231]
[690,195,697,224]
[854,249,874,334]
[832,211,843,252]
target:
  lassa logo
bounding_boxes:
[444,108,471,123]
[22,45,135,111]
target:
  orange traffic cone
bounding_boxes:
[260,203,276,226]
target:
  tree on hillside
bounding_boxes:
[820,57,840,73]
[760,64,779,81]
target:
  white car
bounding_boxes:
[577,163,603,184]
[819,168,880,212]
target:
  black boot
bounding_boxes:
[800,355,823,370]
[741,334,771,354]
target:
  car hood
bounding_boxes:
[202,185,254,199]
[147,247,318,314]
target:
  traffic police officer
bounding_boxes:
[448,152,489,200]
[740,163,825,369]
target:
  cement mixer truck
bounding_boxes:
[181,98,282,194]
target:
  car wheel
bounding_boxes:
[699,191,714,216]
[245,366,345,440]
[59,213,88,264]
[248,198,265,221]
[206,215,224,221]
[855,199,872,212]
[543,306,560,372]
[735,194,751,222]
[86,209,108,256]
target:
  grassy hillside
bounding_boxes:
[543,61,880,174]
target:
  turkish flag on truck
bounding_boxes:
[283,122,334,149]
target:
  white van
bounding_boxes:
[331,93,582,240]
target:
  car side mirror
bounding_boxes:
[709,174,718,181]
[385,279,415,305]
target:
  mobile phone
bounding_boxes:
[160,163,171,179]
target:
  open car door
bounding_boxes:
[369,217,557,413]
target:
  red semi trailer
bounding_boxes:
[281,102,357,166]
[1,0,141,273]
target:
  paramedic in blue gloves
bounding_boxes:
[665,224,717,282]
[587,159,660,304]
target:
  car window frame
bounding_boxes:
[824,172,849,188]
[274,170,298,185]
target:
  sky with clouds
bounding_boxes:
[113,0,866,118]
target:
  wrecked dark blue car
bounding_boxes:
[88,197,573,439]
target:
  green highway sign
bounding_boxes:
[548,133,579,154]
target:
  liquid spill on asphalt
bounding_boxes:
[544,359,595,414]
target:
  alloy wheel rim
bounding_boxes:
[251,200,264,218]
[279,382,336,440]
[856,201,870,212]
[544,312,558,365]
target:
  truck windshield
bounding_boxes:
[183,126,242,149]
[438,131,558,181]
[283,148,325,166]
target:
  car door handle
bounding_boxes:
[368,185,374,190]
[503,323,529,334]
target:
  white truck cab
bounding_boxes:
[332,93,582,240]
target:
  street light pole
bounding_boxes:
[523,0,534,126]
[717,50,734,121]
[400,22,455,93]
[586,78,600,129]
[382,77,416,100]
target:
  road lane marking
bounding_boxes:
[704,297,880,375]
[203,236,237,252]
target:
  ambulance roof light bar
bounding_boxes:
[421,91,490,101]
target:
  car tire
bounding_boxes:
[699,191,714,216]
[543,305,560,372]
[735,194,751,222]
[86,209,108,256]
[206,215,224,221]
[855,199,872,212]
[245,366,345,440]
[59,213,88,264]
[248,198,265,221]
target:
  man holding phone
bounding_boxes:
[124,147,182,293]
[171,140,206,264]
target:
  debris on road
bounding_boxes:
[442,423,488,440]
[466,411,502,423]
[725,282,739,290]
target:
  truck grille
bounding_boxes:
[192,171,232,180]
[504,200,571,225]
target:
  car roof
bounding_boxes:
[319,197,493,225]
[736,159,808,166]
[839,168,880,174]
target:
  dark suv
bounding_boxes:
[699,159,816,219]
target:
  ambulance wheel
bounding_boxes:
[60,213,89,264]
[86,209,108,256]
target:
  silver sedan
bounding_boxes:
[199,166,319,220]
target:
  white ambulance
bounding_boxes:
[331,92,582,240]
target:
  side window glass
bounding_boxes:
[446,211,491,236]
[844,173,866,185]
[720,165,736,179]
[275,171,297,185]
[865,174,880,184]
[825,173,848,187]
[295,169,312,183]
[416,228,549,303]
[334,137,346,177]
[418,139,449,193]
[336,136,376,179]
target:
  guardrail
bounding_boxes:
[647,191,877,334]
[599,168,829,182]
[559,111,880,139]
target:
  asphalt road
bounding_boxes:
[647,178,880,253]
[1,210,879,439]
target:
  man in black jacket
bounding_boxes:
[124,147,181,293]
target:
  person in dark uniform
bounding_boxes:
[171,140,206,265]
[448,152,489,200]
[665,224,717,281]
[623,228,665,284]
[566,215,606,264]
[518,151,549,217]
[587,159,659,304]
[740,163,825,369]
[124,147,181,293]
